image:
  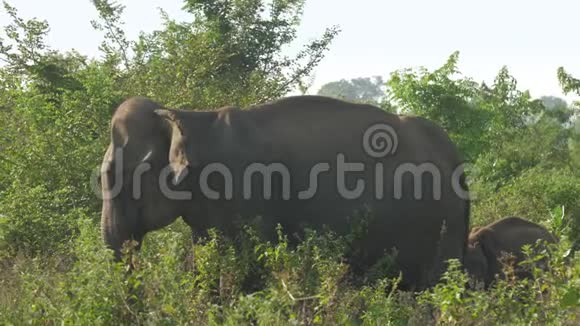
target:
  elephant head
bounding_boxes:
[100,97,194,258]
[464,241,490,288]
[100,97,260,258]
[463,217,558,289]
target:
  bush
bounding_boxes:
[1,221,579,325]
[472,166,580,246]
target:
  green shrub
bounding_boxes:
[0,185,87,255]
[472,165,580,246]
[2,221,578,325]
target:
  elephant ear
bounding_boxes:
[471,226,482,234]
[478,230,502,281]
[154,109,199,183]
[479,231,499,258]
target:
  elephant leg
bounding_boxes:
[429,219,466,287]
[186,227,209,273]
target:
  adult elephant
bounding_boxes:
[464,217,558,288]
[100,95,470,290]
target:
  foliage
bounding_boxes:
[0,0,336,254]
[93,0,339,108]
[472,165,580,226]
[385,53,579,245]
[386,52,547,162]
[0,0,579,324]
[317,76,385,105]
[558,67,580,98]
[418,242,580,325]
[387,52,485,160]
[1,222,579,324]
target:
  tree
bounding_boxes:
[92,0,339,108]
[317,76,385,104]
[541,96,568,111]
[385,52,576,199]
[540,96,574,124]
[386,52,485,160]
[558,67,580,96]
[0,0,338,253]
[556,67,580,165]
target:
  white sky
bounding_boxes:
[1,0,579,102]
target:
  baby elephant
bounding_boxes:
[464,217,558,288]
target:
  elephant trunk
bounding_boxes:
[101,199,127,260]
[101,194,144,261]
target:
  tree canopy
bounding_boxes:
[317,76,385,104]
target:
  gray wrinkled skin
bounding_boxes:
[100,95,470,290]
[464,216,558,288]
